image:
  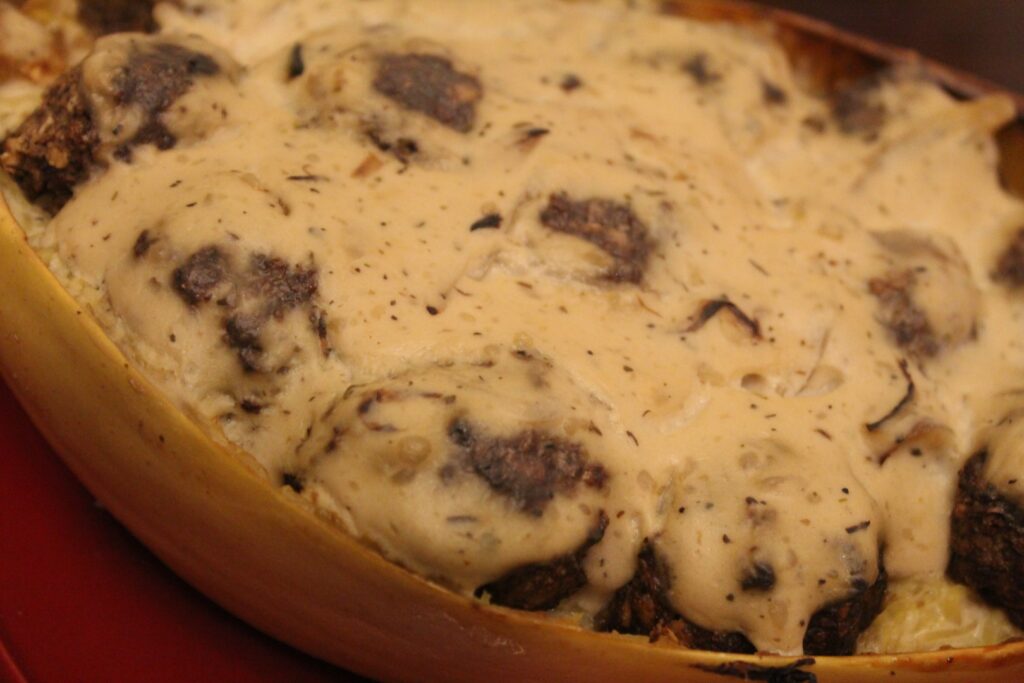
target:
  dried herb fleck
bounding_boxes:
[683,53,720,85]
[287,43,305,80]
[683,299,762,339]
[865,359,915,432]
[560,73,583,92]
[740,562,777,592]
[762,79,789,106]
[470,213,503,231]
[133,229,157,258]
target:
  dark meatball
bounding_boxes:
[948,451,1024,628]
[172,246,229,305]
[373,53,482,133]
[803,566,888,656]
[597,540,756,654]
[447,418,607,517]
[682,53,721,86]
[600,540,887,655]
[170,247,323,373]
[994,227,1024,288]
[477,511,608,611]
[105,40,222,160]
[539,192,652,284]
[1,38,224,213]
[248,254,319,317]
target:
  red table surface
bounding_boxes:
[0,379,369,683]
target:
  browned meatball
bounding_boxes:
[600,540,887,655]
[168,246,323,373]
[597,540,756,653]
[172,246,230,305]
[539,193,652,284]
[948,451,1024,629]
[477,512,608,611]
[373,53,482,133]
[803,567,888,656]
[2,38,225,212]
[447,418,608,517]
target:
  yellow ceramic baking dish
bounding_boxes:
[1,1,1022,680]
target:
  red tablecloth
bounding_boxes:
[0,380,366,683]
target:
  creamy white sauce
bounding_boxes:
[6,0,1024,655]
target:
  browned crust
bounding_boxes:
[599,540,886,656]
[803,565,887,656]
[683,299,762,340]
[0,66,96,214]
[477,511,609,611]
[693,657,817,682]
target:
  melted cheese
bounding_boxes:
[6,0,1024,656]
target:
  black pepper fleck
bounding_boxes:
[133,229,157,258]
[287,43,304,80]
[470,213,503,231]
[845,521,871,535]
[560,73,583,92]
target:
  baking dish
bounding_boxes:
[1,1,1023,680]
